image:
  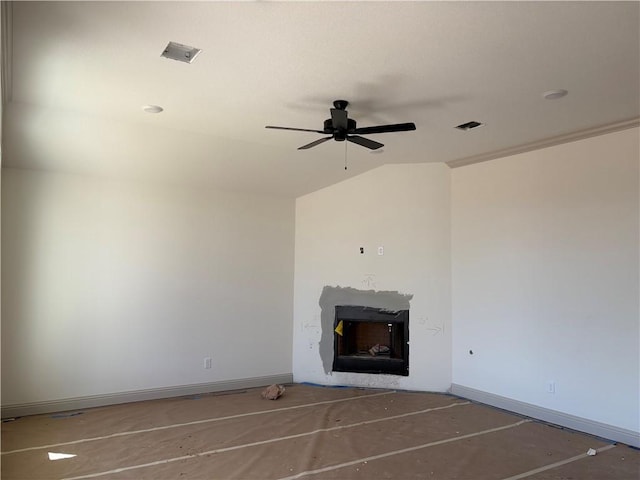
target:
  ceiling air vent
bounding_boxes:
[455,121,484,131]
[161,42,202,64]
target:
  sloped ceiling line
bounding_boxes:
[1,1,12,106]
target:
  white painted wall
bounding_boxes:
[293,163,451,391]
[1,168,294,405]
[4,125,637,439]
[451,127,640,433]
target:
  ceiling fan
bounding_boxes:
[266,100,416,150]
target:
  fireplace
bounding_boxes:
[333,305,409,376]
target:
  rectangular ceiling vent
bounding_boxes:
[161,42,202,64]
[455,121,484,131]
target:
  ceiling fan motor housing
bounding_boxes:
[323,118,357,139]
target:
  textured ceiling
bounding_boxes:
[3,1,639,197]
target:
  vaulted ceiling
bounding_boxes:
[2,1,639,197]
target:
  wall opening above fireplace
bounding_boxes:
[333,305,409,376]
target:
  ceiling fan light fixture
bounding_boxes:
[455,121,484,131]
[161,41,202,64]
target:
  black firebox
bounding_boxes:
[333,305,409,376]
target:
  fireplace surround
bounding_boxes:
[333,305,409,376]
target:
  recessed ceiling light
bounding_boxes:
[142,105,163,114]
[161,41,202,64]
[455,121,484,131]
[542,89,568,100]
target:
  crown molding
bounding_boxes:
[446,117,640,169]
[1,1,13,106]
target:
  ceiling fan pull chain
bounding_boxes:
[344,141,348,170]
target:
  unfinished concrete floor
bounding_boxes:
[2,384,638,479]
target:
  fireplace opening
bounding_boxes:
[333,305,409,376]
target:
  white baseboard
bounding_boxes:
[450,383,639,448]
[1,373,293,419]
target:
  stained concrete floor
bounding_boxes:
[2,384,638,479]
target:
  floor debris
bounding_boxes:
[261,384,285,400]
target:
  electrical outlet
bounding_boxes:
[204,357,212,369]
[378,246,384,255]
[546,381,555,394]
